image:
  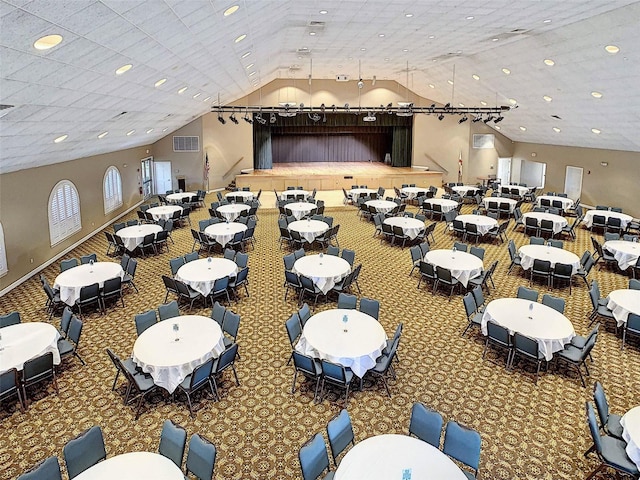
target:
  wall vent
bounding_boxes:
[473,134,495,149]
[173,136,200,152]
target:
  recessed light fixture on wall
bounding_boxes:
[600,161,609,167]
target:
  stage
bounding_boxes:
[235,162,443,191]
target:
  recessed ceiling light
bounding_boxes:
[447,80,454,85]
[405,13,413,18]
[193,93,201,99]
[492,38,499,42]
[543,19,552,24]
[34,34,63,50]
[319,10,328,14]
[402,48,408,52]
[223,5,239,16]
[98,131,109,139]
[458,103,465,107]
[246,63,254,69]
[248,71,256,76]
[54,134,68,143]
[178,86,187,94]
[591,128,601,134]
[203,96,211,102]
[162,128,168,132]
[234,34,246,43]
[519,126,527,131]
[543,95,552,102]
[115,64,132,75]
[241,51,251,58]
[146,129,154,134]
[472,74,480,80]
[553,127,561,133]
[428,84,435,89]
[591,91,603,98]
[361,48,367,51]
[544,59,555,66]
[605,45,620,54]
[379,34,385,38]
[384,58,390,62]
[126,130,135,136]
[309,32,316,36]
[494,125,501,130]
[480,101,487,106]
[466,16,474,20]
[502,68,511,75]
[509,98,517,105]
[155,78,167,87]
[428,35,435,39]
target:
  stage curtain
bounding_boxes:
[253,122,272,169]
[391,126,412,167]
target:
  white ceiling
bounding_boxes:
[1,0,639,173]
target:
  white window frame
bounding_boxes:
[0,222,7,277]
[103,166,123,214]
[48,180,82,246]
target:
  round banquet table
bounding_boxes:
[501,184,531,196]
[424,198,458,213]
[621,406,640,470]
[174,258,237,296]
[522,212,568,235]
[285,202,317,220]
[482,298,575,361]
[0,323,61,372]
[604,240,640,271]
[54,262,124,305]
[401,187,429,200]
[132,315,225,393]
[73,452,184,480]
[383,217,425,240]
[606,289,640,327]
[281,189,309,200]
[583,210,633,230]
[455,214,498,235]
[166,191,196,203]
[365,200,397,215]
[451,185,481,197]
[536,195,574,210]
[334,434,467,480]
[216,203,250,221]
[424,249,483,287]
[292,254,350,294]
[482,197,517,213]
[295,309,386,378]
[116,224,162,252]
[146,205,182,221]
[349,188,377,200]
[288,219,329,244]
[225,191,254,201]
[204,222,247,247]
[518,244,581,274]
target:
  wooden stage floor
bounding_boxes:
[236,162,443,191]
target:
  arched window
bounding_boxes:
[0,222,7,277]
[48,180,81,246]
[103,166,123,214]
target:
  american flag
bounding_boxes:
[203,152,209,188]
[458,151,463,180]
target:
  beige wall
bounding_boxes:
[512,142,640,217]
[0,145,149,290]
[467,123,515,182]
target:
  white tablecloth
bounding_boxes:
[501,185,531,196]
[455,214,498,235]
[424,198,458,213]
[349,188,377,200]
[482,298,575,361]
[452,185,480,197]
[604,240,640,271]
[0,323,60,373]
[175,258,237,296]
[217,203,250,221]
[522,212,567,235]
[621,406,640,470]
[281,189,309,200]
[285,202,317,220]
[166,192,196,203]
[293,255,350,294]
[204,222,247,247]
[296,309,386,378]
[335,434,467,480]
[518,244,581,274]
[116,224,163,252]
[583,210,633,229]
[383,217,425,240]
[225,191,254,201]
[74,452,184,480]
[607,289,640,327]
[536,195,574,209]
[424,249,483,287]
[288,220,329,243]
[132,315,225,393]
[146,205,182,221]
[365,200,397,214]
[54,262,124,305]
[482,197,518,213]
[401,187,429,200]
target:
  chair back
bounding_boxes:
[442,421,482,474]
[513,332,539,359]
[80,254,97,265]
[102,277,122,297]
[532,259,551,273]
[530,236,544,245]
[629,279,640,291]
[299,433,331,480]
[487,321,511,346]
[283,254,296,271]
[159,419,187,468]
[435,266,453,284]
[463,293,477,318]
[135,310,157,336]
[67,316,83,345]
[337,293,357,309]
[320,359,347,384]
[223,311,241,339]
[516,286,539,302]
[340,249,355,266]
[593,381,612,429]
[17,456,62,480]
[326,409,355,464]
[212,276,229,294]
[471,285,485,310]
[79,282,100,302]
[184,251,199,263]
[211,301,226,327]
[508,240,517,260]
[60,258,78,272]
[0,310,21,328]
[292,351,317,377]
[286,314,302,347]
[235,252,249,268]
[63,426,107,479]
[470,246,485,260]
[453,242,468,252]
[298,303,311,326]
[60,307,73,336]
[359,298,380,320]
[542,293,565,313]
[214,342,239,376]
[158,301,180,321]
[190,357,215,391]
[586,402,603,456]
[185,434,217,480]
[409,402,444,448]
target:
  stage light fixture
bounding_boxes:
[255,114,266,125]
[444,103,451,109]
[270,113,277,123]
[358,78,364,89]
[458,116,468,124]
[472,115,482,123]
[438,113,445,121]
[484,115,494,123]
[243,114,253,124]
[217,113,226,124]
[229,113,239,124]
[494,116,504,123]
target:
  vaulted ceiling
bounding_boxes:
[1,0,639,174]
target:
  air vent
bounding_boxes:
[473,134,495,149]
[308,21,325,28]
[551,115,562,120]
[296,47,311,55]
[0,104,15,118]
[487,28,531,42]
[289,64,302,71]
[336,74,349,82]
[173,136,200,152]
[0,104,14,111]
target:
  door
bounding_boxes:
[154,161,172,194]
[564,166,583,201]
[497,158,511,185]
[140,157,153,200]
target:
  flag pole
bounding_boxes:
[458,150,463,183]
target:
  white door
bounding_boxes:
[497,157,511,185]
[154,161,172,194]
[564,166,583,201]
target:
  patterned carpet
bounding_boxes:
[1,191,639,480]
